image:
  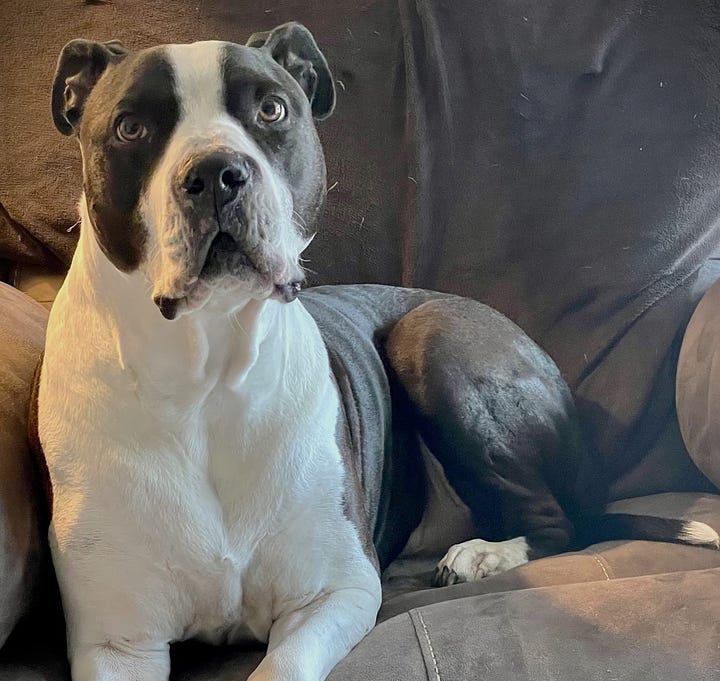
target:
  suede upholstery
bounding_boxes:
[339,568,720,681]
[677,275,720,489]
[0,284,48,648]
[380,493,720,619]
[2,0,720,499]
[2,1,720,679]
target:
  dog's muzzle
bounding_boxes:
[151,149,303,320]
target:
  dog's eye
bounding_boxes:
[257,96,287,124]
[115,114,148,142]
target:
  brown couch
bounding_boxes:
[3,1,720,679]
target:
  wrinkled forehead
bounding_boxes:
[82,41,298,135]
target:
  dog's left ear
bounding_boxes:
[247,22,335,120]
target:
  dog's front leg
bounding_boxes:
[70,641,170,681]
[249,586,380,681]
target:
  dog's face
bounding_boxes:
[51,24,335,319]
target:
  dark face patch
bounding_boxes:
[221,43,328,234]
[79,48,180,272]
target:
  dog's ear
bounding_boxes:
[247,22,335,120]
[52,39,129,136]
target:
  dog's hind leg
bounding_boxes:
[385,298,583,586]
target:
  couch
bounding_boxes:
[2,1,720,679]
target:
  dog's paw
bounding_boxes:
[432,536,529,587]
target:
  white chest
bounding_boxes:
[40,277,366,647]
[132,385,344,643]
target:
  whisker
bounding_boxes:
[229,312,250,339]
[291,209,307,228]
[300,264,318,277]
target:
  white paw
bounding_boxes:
[432,536,529,586]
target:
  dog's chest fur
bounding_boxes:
[39,232,371,646]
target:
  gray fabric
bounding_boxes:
[677,272,720,489]
[0,284,48,648]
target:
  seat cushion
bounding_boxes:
[380,493,720,620]
[2,492,719,678]
[0,284,49,648]
[5,567,719,681]
[334,567,720,681]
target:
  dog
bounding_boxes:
[37,22,719,681]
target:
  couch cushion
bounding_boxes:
[5,567,719,681]
[380,492,720,620]
[0,284,49,648]
[336,567,720,681]
[3,494,720,677]
[11,265,66,310]
[677,273,720,490]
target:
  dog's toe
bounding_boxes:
[433,537,530,586]
[431,565,465,587]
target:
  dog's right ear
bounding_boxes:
[52,39,129,136]
[246,23,335,120]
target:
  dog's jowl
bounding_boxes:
[39,22,720,681]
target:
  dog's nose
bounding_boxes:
[180,152,251,208]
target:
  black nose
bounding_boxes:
[180,152,251,208]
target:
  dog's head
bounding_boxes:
[52,23,335,319]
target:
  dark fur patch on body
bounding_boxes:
[385,298,584,559]
[329,356,379,572]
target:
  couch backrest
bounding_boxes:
[2,0,720,498]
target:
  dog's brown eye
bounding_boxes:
[115,114,147,142]
[257,96,287,124]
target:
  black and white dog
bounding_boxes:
[38,22,718,681]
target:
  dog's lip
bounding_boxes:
[152,281,301,320]
[273,281,303,302]
[152,271,302,320]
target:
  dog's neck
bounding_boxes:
[63,197,324,403]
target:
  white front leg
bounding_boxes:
[70,641,170,681]
[249,586,380,681]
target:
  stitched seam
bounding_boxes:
[417,610,441,681]
[591,553,612,580]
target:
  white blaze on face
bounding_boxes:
[139,40,302,306]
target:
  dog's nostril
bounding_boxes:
[220,165,249,190]
[221,169,238,188]
[185,176,205,195]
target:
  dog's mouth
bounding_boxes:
[152,232,303,321]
